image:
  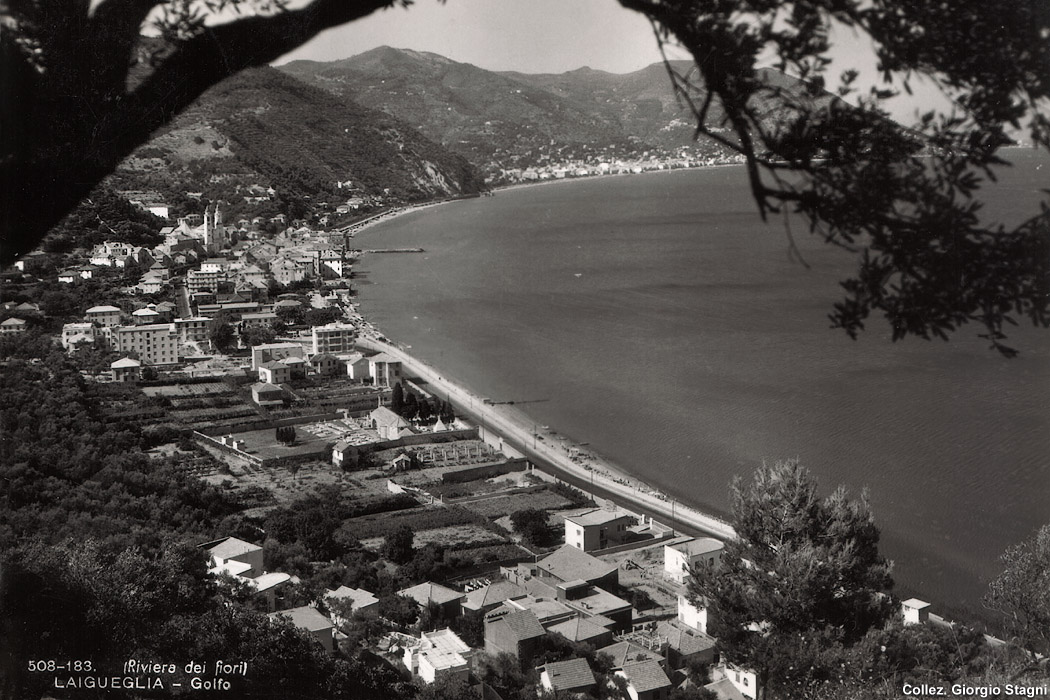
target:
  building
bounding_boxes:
[0,318,28,335]
[239,311,278,329]
[462,579,528,614]
[308,352,341,376]
[247,572,297,613]
[110,357,142,382]
[367,353,403,387]
[664,537,724,584]
[201,537,265,578]
[85,305,122,327]
[174,316,212,344]
[132,307,162,325]
[268,606,334,652]
[546,615,615,647]
[616,660,672,700]
[369,406,412,440]
[555,579,633,632]
[61,322,98,350]
[252,342,305,371]
[902,598,932,626]
[325,586,379,623]
[705,663,759,700]
[564,508,636,552]
[404,629,471,685]
[538,657,597,695]
[398,582,465,620]
[112,324,179,365]
[677,593,710,635]
[250,382,285,406]
[655,620,717,669]
[345,353,371,381]
[187,268,223,293]
[533,545,619,589]
[258,360,292,385]
[483,607,546,665]
[312,323,356,354]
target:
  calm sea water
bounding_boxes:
[354,150,1050,611]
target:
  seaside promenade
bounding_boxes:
[357,336,736,542]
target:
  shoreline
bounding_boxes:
[354,331,736,541]
[344,160,748,239]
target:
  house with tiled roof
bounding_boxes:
[110,357,142,383]
[538,657,597,695]
[598,640,666,671]
[0,317,28,335]
[483,607,546,666]
[462,579,528,613]
[370,406,412,440]
[616,659,672,700]
[398,582,465,619]
[655,620,716,668]
[268,606,334,652]
[705,663,759,700]
[547,615,614,647]
[500,595,575,628]
[326,585,379,622]
[250,382,284,406]
[535,544,618,589]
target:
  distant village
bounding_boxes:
[2,182,951,700]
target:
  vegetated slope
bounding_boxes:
[280,47,640,167]
[278,48,830,173]
[111,65,484,214]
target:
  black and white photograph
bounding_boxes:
[1,0,1048,698]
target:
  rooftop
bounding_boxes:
[599,640,665,668]
[269,605,332,632]
[670,537,724,557]
[541,657,596,692]
[619,660,671,693]
[399,582,464,607]
[203,537,262,561]
[548,615,611,643]
[86,305,121,313]
[537,545,618,584]
[486,608,545,641]
[565,508,635,527]
[111,358,142,369]
[327,586,379,610]
[464,579,528,611]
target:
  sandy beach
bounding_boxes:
[355,333,736,541]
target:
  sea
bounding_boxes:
[353,149,1050,614]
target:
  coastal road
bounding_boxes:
[357,337,736,542]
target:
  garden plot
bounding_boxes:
[360,523,505,552]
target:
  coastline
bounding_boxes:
[354,331,736,541]
[343,160,748,238]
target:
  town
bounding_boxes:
[0,190,966,700]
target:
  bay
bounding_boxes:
[354,151,1050,613]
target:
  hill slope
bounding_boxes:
[109,65,484,221]
[278,48,824,177]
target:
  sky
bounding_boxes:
[273,0,954,124]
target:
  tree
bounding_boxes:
[984,524,1050,659]
[209,313,235,353]
[509,508,554,548]
[689,460,895,697]
[390,382,405,416]
[382,524,414,565]
[242,324,278,347]
[4,1,1048,353]
[377,593,418,628]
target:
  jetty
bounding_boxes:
[361,248,425,254]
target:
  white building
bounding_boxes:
[677,593,710,635]
[85,305,122,327]
[112,323,180,365]
[403,629,471,685]
[564,509,635,552]
[61,322,98,351]
[251,342,305,371]
[663,537,724,584]
[367,353,403,387]
[312,322,356,355]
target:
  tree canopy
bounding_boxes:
[688,460,895,696]
[2,0,1047,352]
[984,523,1050,659]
